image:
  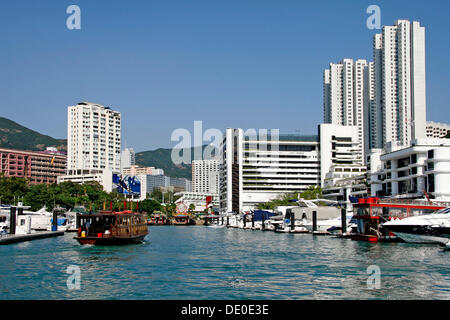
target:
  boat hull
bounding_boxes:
[384,225,450,244]
[75,234,147,245]
[351,234,379,242]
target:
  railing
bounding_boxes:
[377,198,450,207]
[111,222,147,237]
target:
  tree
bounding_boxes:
[256,186,323,210]
[300,186,322,200]
[150,188,163,202]
[163,203,176,218]
[0,175,128,212]
[0,175,29,205]
[140,199,161,216]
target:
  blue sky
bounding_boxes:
[0,0,449,151]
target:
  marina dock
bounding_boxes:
[0,231,64,245]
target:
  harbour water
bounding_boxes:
[0,226,449,300]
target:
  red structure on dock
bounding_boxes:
[351,197,448,242]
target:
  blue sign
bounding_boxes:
[113,174,141,196]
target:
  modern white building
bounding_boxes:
[58,101,121,192]
[57,170,114,193]
[174,192,220,212]
[319,124,368,210]
[319,124,364,187]
[219,128,320,213]
[366,148,384,197]
[322,173,368,212]
[120,147,135,172]
[368,139,450,201]
[323,58,368,163]
[371,20,427,149]
[192,160,220,194]
[426,121,450,139]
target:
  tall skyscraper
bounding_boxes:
[323,58,367,163]
[365,61,380,153]
[372,20,426,148]
[67,101,121,175]
[120,147,135,171]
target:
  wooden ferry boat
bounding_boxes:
[351,197,448,242]
[74,210,148,245]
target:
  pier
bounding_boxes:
[0,206,65,245]
[0,231,65,245]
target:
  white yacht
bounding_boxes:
[222,212,239,228]
[63,206,88,232]
[303,212,356,234]
[382,207,450,245]
[0,212,8,235]
[7,203,70,231]
[0,205,11,231]
[274,220,309,233]
[264,217,283,231]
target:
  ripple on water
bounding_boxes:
[0,227,449,299]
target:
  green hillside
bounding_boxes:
[0,117,67,151]
[0,116,219,179]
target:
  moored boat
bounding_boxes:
[382,207,450,244]
[74,210,148,245]
[147,213,169,225]
[172,214,196,225]
[351,197,448,242]
[303,213,355,234]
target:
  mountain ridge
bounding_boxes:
[0,117,67,151]
[0,116,215,179]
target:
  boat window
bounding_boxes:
[435,208,450,215]
[371,207,383,217]
[410,208,436,216]
[388,208,407,218]
[356,207,369,216]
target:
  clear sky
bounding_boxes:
[0,0,449,151]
